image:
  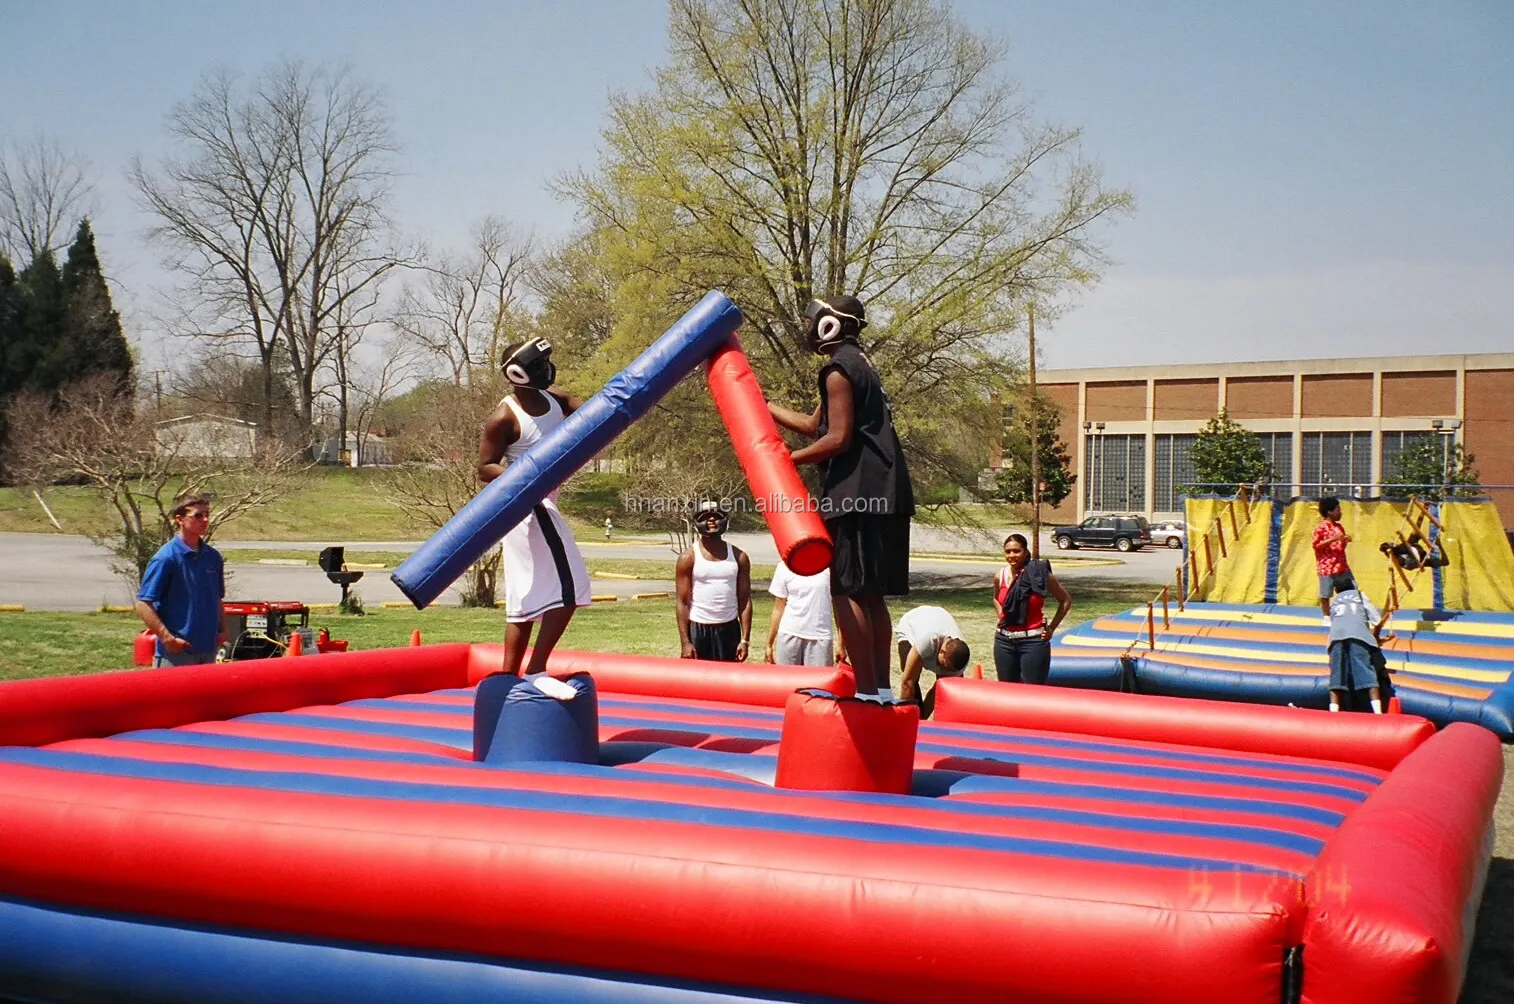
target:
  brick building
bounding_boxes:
[1000,353,1514,524]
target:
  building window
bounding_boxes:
[1084,434,1146,512]
[1381,431,1439,485]
[1301,432,1371,494]
[1256,432,1293,496]
[1153,434,1196,512]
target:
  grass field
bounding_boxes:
[217,550,771,581]
[0,468,1041,542]
[0,579,1157,681]
[1,576,1509,999]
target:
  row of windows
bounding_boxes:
[1086,431,1452,511]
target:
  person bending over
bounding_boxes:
[765,557,834,666]
[1326,588,1393,713]
[993,533,1071,685]
[1312,497,1356,622]
[676,502,753,662]
[769,294,915,702]
[477,338,593,676]
[895,605,970,718]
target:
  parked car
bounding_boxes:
[1149,520,1188,549]
[1052,515,1153,553]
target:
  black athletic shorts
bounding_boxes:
[828,513,910,597]
[690,620,742,662]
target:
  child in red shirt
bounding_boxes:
[1312,497,1356,620]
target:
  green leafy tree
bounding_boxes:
[1386,440,1480,501]
[557,0,1130,495]
[989,393,1075,506]
[1188,410,1271,495]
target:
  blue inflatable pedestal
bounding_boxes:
[473,673,599,765]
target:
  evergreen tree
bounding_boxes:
[990,395,1077,506]
[16,250,67,392]
[61,220,133,391]
[1386,440,1480,501]
[1188,409,1272,495]
[0,253,20,464]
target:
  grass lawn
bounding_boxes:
[0,579,1154,681]
[0,468,611,542]
[218,550,769,581]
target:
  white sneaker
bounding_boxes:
[1321,616,1332,627]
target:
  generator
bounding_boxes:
[219,601,315,661]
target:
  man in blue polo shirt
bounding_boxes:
[135,493,226,666]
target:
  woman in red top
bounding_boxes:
[992,533,1072,684]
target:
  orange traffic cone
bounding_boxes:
[970,663,984,680]
[1388,696,1403,714]
[411,629,422,647]
[284,631,303,657]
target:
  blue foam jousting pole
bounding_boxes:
[391,290,745,609]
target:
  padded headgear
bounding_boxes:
[503,338,556,389]
[804,295,867,353]
[694,500,729,535]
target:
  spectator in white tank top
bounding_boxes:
[676,502,752,662]
[764,559,834,666]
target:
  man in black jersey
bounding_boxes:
[769,294,915,702]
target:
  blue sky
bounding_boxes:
[3,0,1510,369]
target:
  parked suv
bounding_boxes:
[1053,515,1153,553]
[1149,520,1188,550]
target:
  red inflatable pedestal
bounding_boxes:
[704,338,832,575]
[774,690,919,794]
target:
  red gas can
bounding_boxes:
[132,630,157,667]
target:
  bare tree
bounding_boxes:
[0,136,94,263]
[132,61,409,445]
[395,217,535,385]
[6,374,304,588]
[380,379,511,606]
[327,322,415,466]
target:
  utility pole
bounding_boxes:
[1028,303,1041,559]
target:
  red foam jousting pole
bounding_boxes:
[705,338,833,575]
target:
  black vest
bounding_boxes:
[816,342,915,519]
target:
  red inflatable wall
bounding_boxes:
[0,644,472,748]
[1301,723,1503,1004]
[932,677,1435,771]
[704,338,832,575]
[0,760,1302,1004]
[466,646,854,706]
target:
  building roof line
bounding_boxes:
[1041,351,1514,384]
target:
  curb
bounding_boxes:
[0,604,23,613]
[631,592,671,600]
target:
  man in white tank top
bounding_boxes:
[477,339,593,676]
[675,501,752,662]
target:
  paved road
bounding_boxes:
[0,528,1178,612]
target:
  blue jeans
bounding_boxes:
[994,634,1051,685]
